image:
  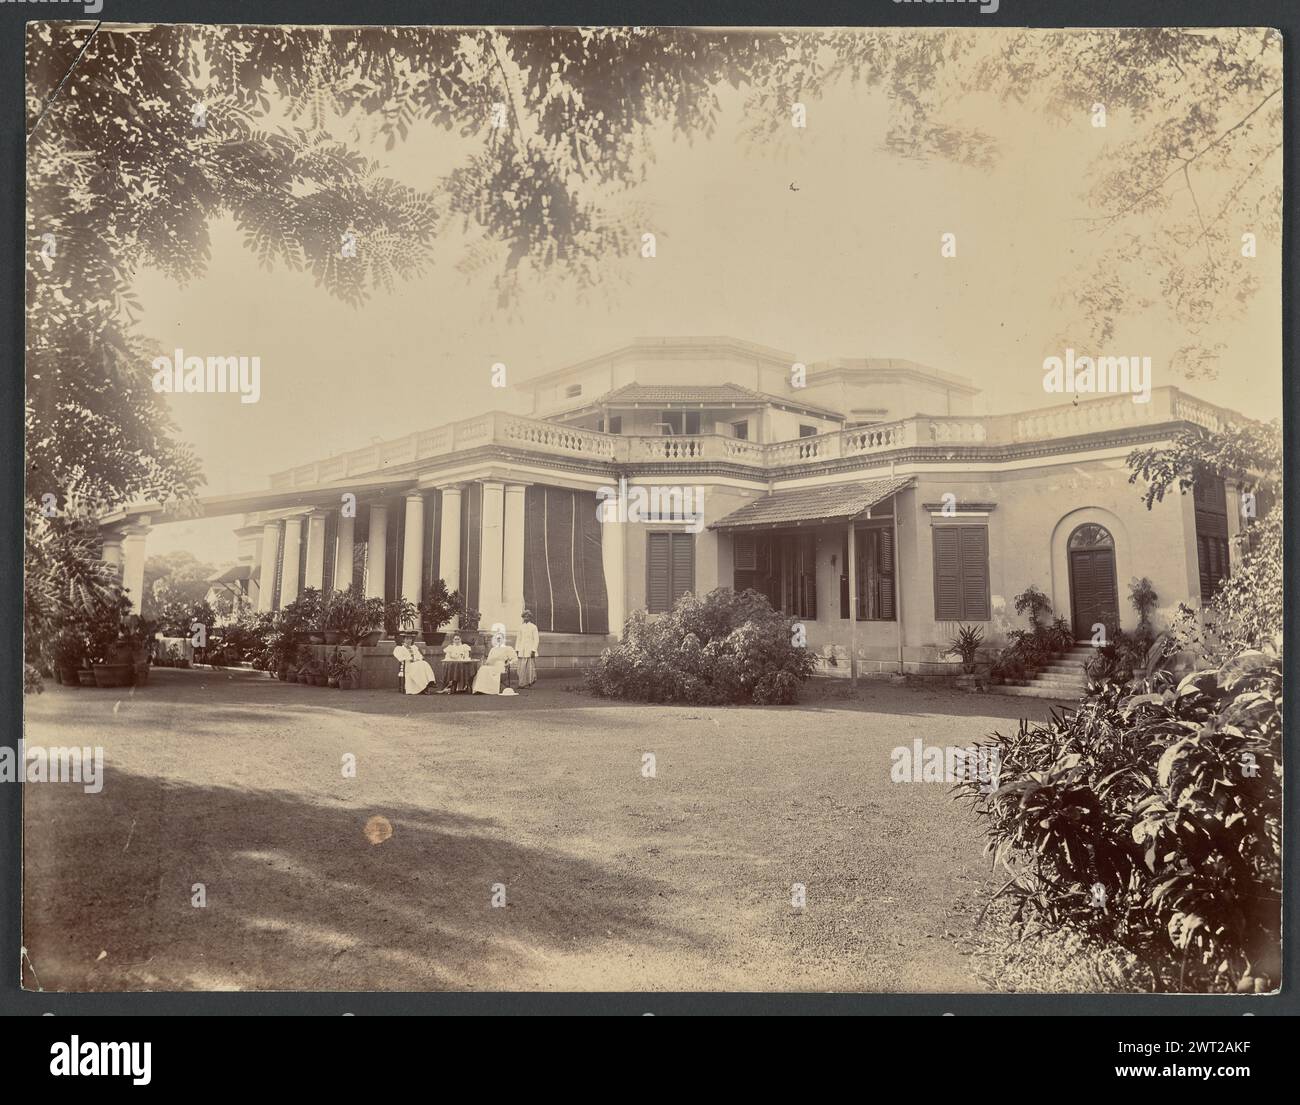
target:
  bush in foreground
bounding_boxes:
[586,588,816,705]
[957,647,1281,993]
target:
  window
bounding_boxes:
[564,383,582,398]
[731,419,749,441]
[840,527,895,620]
[1194,476,1230,599]
[933,525,990,621]
[659,411,701,435]
[647,532,694,613]
[779,534,817,620]
[798,424,818,437]
[607,416,622,434]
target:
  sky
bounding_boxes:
[132,32,1282,562]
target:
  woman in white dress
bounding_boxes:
[472,640,519,695]
[393,632,436,694]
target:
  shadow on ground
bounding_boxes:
[22,765,692,992]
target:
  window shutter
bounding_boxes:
[878,528,895,620]
[959,526,990,620]
[670,533,695,605]
[839,534,850,620]
[933,527,962,621]
[647,533,671,612]
[801,536,817,620]
[734,533,757,572]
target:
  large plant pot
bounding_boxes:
[59,665,82,687]
[423,629,447,646]
[323,631,341,645]
[77,669,97,687]
[359,631,382,648]
[132,661,150,686]
[92,663,133,688]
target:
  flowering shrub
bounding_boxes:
[958,649,1281,992]
[585,588,816,705]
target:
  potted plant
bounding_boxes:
[384,596,420,640]
[337,654,359,690]
[418,579,466,645]
[943,624,985,692]
[84,593,134,688]
[330,584,385,648]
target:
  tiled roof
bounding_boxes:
[601,383,843,418]
[209,564,251,584]
[709,476,914,531]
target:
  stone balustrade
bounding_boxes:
[269,387,1237,487]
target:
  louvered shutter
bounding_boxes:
[959,526,990,620]
[933,527,962,620]
[647,533,671,612]
[670,533,695,605]
[878,528,895,620]
[734,533,757,571]
[801,536,816,620]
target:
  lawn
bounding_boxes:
[21,668,1060,992]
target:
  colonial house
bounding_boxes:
[98,337,1245,683]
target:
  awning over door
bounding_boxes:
[708,475,914,531]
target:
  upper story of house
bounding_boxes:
[258,336,1236,498]
[514,336,979,443]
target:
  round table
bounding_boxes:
[441,659,477,693]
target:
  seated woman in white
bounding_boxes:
[472,642,519,695]
[392,632,436,694]
[443,637,472,661]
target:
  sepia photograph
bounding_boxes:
[21,20,1282,1000]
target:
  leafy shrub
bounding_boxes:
[957,650,1281,992]
[1013,585,1052,628]
[585,588,816,705]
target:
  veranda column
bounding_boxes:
[101,531,124,580]
[365,502,388,600]
[503,483,528,630]
[601,505,626,638]
[401,492,425,609]
[333,510,355,591]
[120,524,149,613]
[280,516,304,606]
[257,523,280,612]
[304,510,328,591]
[479,480,506,633]
[437,485,462,629]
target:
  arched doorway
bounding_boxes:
[1067,523,1119,640]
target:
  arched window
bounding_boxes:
[1068,523,1114,550]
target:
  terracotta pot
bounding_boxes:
[286,672,299,683]
[77,669,97,687]
[340,674,357,690]
[132,661,150,686]
[360,631,382,648]
[324,631,341,645]
[59,666,81,686]
[92,663,133,688]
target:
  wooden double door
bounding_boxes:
[1068,527,1119,640]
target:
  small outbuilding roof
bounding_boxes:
[709,476,914,531]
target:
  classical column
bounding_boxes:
[101,532,124,579]
[365,502,388,600]
[120,524,149,613]
[438,485,462,628]
[503,483,528,629]
[401,492,425,608]
[305,511,328,591]
[334,510,355,592]
[280,515,304,606]
[479,480,506,632]
[257,523,280,612]
[601,504,626,637]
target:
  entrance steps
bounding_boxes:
[990,644,1093,701]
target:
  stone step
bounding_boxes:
[990,684,1079,700]
[1031,675,1088,688]
[1041,663,1088,675]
